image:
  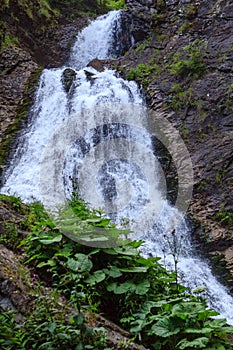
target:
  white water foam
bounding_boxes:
[69,10,122,69]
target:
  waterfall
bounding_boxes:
[1,10,233,324]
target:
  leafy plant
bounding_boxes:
[0,310,25,349]
[1,34,19,50]
[212,205,233,228]
[55,192,130,247]
[177,22,193,34]
[0,295,109,350]
[126,63,158,87]
[170,40,207,78]
[1,194,233,349]
[105,0,125,10]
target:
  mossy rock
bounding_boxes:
[61,68,77,93]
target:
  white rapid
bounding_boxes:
[1,10,233,324]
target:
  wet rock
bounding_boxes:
[87,58,105,72]
[84,69,97,82]
[0,245,32,313]
[166,0,179,5]
[61,68,77,92]
[126,0,157,42]
[0,294,16,311]
[0,46,39,173]
[113,11,133,55]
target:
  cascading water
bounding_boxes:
[1,10,233,324]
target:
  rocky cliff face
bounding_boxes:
[0,47,39,177]
[113,0,233,283]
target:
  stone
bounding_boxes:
[61,68,77,93]
[87,58,105,72]
[126,0,156,42]
[0,245,32,313]
[166,0,179,5]
[84,69,97,82]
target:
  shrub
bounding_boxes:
[170,40,206,78]
[6,195,231,349]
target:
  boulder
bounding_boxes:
[87,58,105,72]
[61,68,77,93]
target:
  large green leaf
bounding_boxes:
[67,254,93,272]
[205,319,226,327]
[85,270,106,284]
[114,246,138,256]
[86,218,111,227]
[185,327,212,334]
[39,234,62,245]
[130,319,145,333]
[204,319,229,330]
[135,279,150,295]
[107,278,150,295]
[73,313,84,326]
[151,316,180,337]
[120,266,148,273]
[136,256,161,267]
[150,297,184,308]
[103,248,119,255]
[177,337,209,349]
[103,266,122,278]
[107,281,136,294]
[191,286,207,294]
[172,302,212,320]
[37,259,56,268]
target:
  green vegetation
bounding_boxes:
[0,0,125,52]
[0,194,233,349]
[183,4,198,19]
[38,0,55,19]
[126,62,159,88]
[169,40,207,78]
[0,298,109,350]
[170,84,194,113]
[50,0,125,17]
[134,37,152,54]
[2,0,10,6]
[1,34,19,50]
[125,39,207,93]
[105,0,125,10]
[197,180,208,191]
[177,22,193,34]
[0,0,59,52]
[212,205,233,228]
[210,254,233,294]
[151,11,168,26]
